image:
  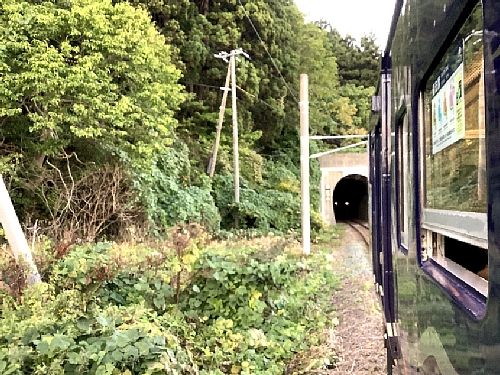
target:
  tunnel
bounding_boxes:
[332,174,368,221]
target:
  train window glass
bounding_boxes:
[424,4,485,215]
[396,105,409,248]
[421,3,487,292]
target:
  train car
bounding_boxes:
[369,0,500,373]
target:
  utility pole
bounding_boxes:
[209,60,232,178]
[300,74,310,256]
[214,49,249,228]
[0,176,41,285]
[230,53,240,208]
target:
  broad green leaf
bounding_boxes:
[77,317,91,332]
[114,333,130,348]
[111,350,123,362]
[134,340,150,356]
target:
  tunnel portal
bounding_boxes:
[332,174,368,221]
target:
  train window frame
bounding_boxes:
[395,103,409,251]
[419,1,488,298]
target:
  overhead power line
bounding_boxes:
[235,85,283,112]
[180,82,228,91]
[180,81,282,113]
[236,0,299,104]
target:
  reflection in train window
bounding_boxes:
[421,3,487,294]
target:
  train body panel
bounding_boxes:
[370,0,500,373]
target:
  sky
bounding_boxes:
[293,0,396,47]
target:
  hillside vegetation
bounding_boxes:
[0,0,379,241]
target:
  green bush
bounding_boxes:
[134,143,221,234]
[0,236,339,374]
[178,243,340,374]
[212,174,323,233]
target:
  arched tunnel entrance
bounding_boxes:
[333,174,368,221]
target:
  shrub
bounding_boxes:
[0,234,340,374]
[135,144,221,234]
[212,174,323,233]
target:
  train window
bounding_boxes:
[422,229,488,296]
[421,3,487,294]
[395,104,409,248]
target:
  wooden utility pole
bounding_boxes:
[214,49,248,229]
[231,53,240,206]
[300,74,310,256]
[0,176,41,285]
[230,52,240,228]
[209,60,232,178]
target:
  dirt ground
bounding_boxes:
[309,225,387,374]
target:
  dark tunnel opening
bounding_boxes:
[333,174,368,221]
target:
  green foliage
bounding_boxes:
[0,239,201,374]
[0,153,22,175]
[126,0,304,176]
[51,243,119,295]
[212,173,323,233]
[326,30,381,88]
[0,0,186,168]
[0,289,195,374]
[134,142,221,233]
[297,22,376,151]
[0,0,379,243]
[0,0,192,242]
[177,241,341,374]
[0,234,340,375]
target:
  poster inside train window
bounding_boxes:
[431,44,465,154]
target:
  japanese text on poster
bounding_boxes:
[431,58,465,154]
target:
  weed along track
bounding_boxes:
[312,224,386,374]
[1,230,348,375]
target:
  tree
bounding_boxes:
[327,29,381,88]
[296,22,353,137]
[124,0,305,179]
[0,0,186,171]
[0,0,187,239]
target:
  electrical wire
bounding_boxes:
[235,85,283,113]
[180,81,282,113]
[180,82,228,90]
[236,0,299,104]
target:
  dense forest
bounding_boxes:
[0,0,380,242]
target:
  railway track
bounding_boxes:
[344,220,369,245]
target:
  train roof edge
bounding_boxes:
[369,0,404,132]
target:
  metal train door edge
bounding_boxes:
[380,54,401,365]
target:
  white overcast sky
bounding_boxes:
[294,0,396,47]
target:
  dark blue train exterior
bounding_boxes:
[370,0,500,373]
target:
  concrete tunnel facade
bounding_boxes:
[318,153,369,225]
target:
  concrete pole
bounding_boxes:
[209,60,232,178]
[0,176,41,285]
[231,52,240,228]
[300,74,310,255]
